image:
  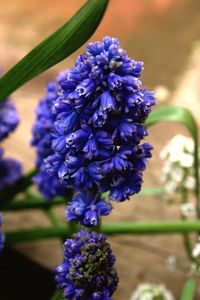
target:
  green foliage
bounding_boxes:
[51,290,66,300]
[146,105,198,139]
[146,105,200,216]
[0,169,36,209]
[6,220,200,245]
[0,0,109,101]
[180,278,196,300]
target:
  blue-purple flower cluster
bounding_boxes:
[0,99,22,190]
[43,36,154,225]
[0,100,19,142]
[0,148,22,190]
[66,190,111,226]
[55,229,118,300]
[0,97,21,253]
[31,82,67,200]
[0,213,5,253]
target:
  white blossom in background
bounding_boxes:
[130,283,175,300]
[160,135,196,195]
[165,255,178,271]
[192,240,200,258]
[181,202,196,218]
[154,85,170,103]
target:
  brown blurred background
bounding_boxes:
[1,0,200,299]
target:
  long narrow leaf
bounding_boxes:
[145,105,198,138]
[0,169,36,209]
[0,0,109,101]
[180,278,196,300]
[51,290,65,300]
[145,105,200,217]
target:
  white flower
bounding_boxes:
[161,162,172,177]
[160,146,170,160]
[164,181,177,194]
[171,167,184,182]
[165,255,177,270]
[185,139,194,153]
[160,135,194,163]
[168,151,182,163]
[192,242,200,258]
[183,176,196,190]
[181,203,196,218]
[130,283,175,300]
[170,135,192,148]
[179,152,194,168]
[154,85,170,102]
[160,135,196,194]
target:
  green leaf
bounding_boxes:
[180,278,196,300]
[0,169,36,209]
[0,0,109,101]
[145,105,198,139]
[51,290,65,300]
[145,105,200,217]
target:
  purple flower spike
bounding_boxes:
[44,36,155,205]
[55,229,118,300]
[31,82,67,200]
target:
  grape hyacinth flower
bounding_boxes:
[31,82,67,200]
[44,36,154,223]
[33,165,67,201]
[0,148,22,190]
[130,283,174,300]
[0,213,5,253]
[55,229,118,300]
[66,189,112,226]
[160,135,196,194]
[0,99,19,142]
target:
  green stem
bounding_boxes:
[45,209,64,227]
[139,187,165,197]
[2,190,73,211]
[0,169,36,209]
[3,195,65,211]
[45,208,65,246]
[2,187,163,212]
[193,129,200,218]
[5,220,200,245]
[180,187,195,262]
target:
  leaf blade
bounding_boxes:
[180,278,196,300]
[51,290,65,300]
[145,105,198,138]
[0,0,109,101]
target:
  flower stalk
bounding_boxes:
[5,220,200,245]
[180,187,195,262]
[1,187,164,212]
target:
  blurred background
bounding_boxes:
[1,0,200,299]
